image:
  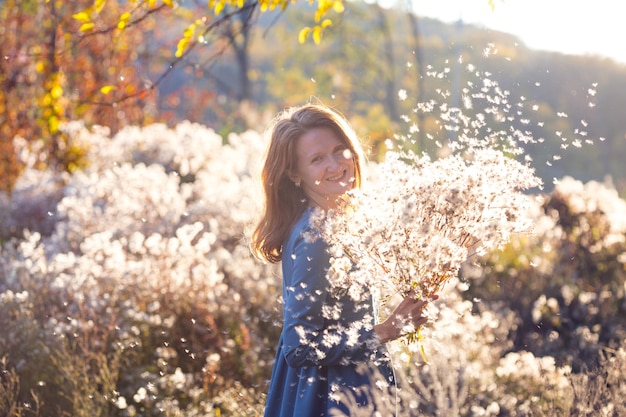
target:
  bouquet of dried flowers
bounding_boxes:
[312,147,542,328]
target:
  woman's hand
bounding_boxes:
[374,292,438,344]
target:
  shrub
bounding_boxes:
[1,121,280,416]
[1,123,624,416]
[465,177,626,372]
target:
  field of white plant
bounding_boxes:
[1,119,625,416]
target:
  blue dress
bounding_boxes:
[263,207,396,417]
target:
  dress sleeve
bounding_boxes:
[281,232,379,368]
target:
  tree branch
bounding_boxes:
[77,2,260,107]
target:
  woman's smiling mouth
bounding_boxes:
[327,170,348,182]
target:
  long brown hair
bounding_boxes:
[251,103,366,263]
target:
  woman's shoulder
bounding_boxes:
[284,206,324,251]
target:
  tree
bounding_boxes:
[406,5,426,150]
[0,0,346,192]
[375,3,400,123]
[0,0,158,192]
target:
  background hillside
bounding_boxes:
[2,1,625,194]
[147,1,626,194]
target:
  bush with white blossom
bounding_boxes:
[1,120,625,416]
[1,121,280,416]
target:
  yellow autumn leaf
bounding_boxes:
[148,0,157,7]
[321,18,332,28]
[236,0,244,8]
[314,9,322,22]
[214,0,225,14]
[175,37,190,57]
[95,0,106,13]
[79,22,95,32]
[72,11,91,23]
[332,0,344,13]
[100,85,117,94]
[312,25,322,44]
[50,85,63,99]
[183,25,195,38]
[164,0,174,6]
[118,12,130,30]
[318,0,333,13]
[52,102,64,114]
[298,27,310,44]
[49,116,60,134]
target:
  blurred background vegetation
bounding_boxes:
[1,1,625,415]
[1,0,625,194]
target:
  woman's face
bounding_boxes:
[290,127,356,210]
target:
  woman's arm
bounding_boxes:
[281,235,378,368]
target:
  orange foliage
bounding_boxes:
[0,0,348,192]
[0,0,161,192]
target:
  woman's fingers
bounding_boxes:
[407,293,438,323]
[406,289,439,302]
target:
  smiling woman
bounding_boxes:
[250,103,437,416]
[251,103,366,264]
[288,127,356,210]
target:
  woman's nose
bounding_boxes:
[328,154,341,170]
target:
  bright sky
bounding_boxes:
[410,0,626,64]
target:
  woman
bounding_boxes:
[251,103,434,416]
